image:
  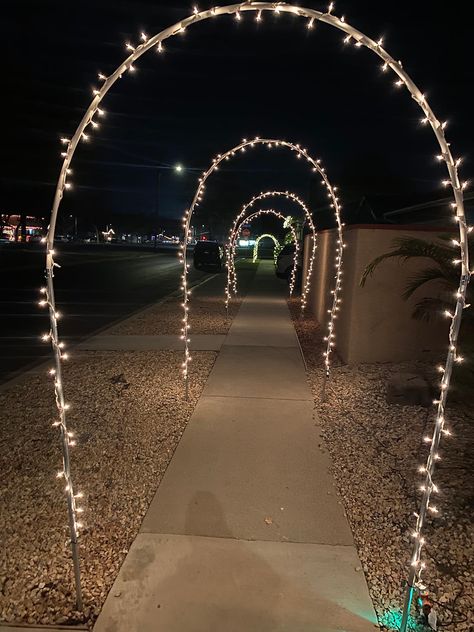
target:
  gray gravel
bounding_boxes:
[0,350,216,627]
[0,262,257,627]
[107,260,257,337]
[107,294,241,336]
[289,298,474,631]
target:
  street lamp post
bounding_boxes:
[69,214,78,240]
[155,171,162,249]
[154,163,184,249]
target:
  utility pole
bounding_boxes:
[69,214,78,240]
[156,170,162,231]
[154,170,162,250]
[154,164,184,248]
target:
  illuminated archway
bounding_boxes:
[180,138,343,400]
[230,208,299,296]
[252,233,280,263]
[229,208,299,300]
[226,190,317,309]
[41,4,470,620]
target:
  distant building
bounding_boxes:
[0,214,45,242]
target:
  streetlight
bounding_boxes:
[154,163,185,248]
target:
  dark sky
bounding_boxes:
[3,1,473,234]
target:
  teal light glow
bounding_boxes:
[379,608,420,631]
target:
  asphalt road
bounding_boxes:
[0,244,212,384]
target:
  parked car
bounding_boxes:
[275,243,302,285]
[193,240,224,271]
[28,234,44,243]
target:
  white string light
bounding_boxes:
[43,4,469,622]
[37,268,83,611]
[230,208,298,298]
[253,234,279,263]
[226,202,305,304]
[225,190,318,313]
[180,138,343,402]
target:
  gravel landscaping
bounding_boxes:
[0,350,216,627]
[107,260,257,336]
[3,261,470,630]
[0,260,257,628]
[107,294,241,336]
[289,298,474,632]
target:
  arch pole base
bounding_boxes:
[321,371,329,403]
[400,571,416,632]
[45,268,83,613]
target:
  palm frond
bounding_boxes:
[411,297,455,322]
[389,237,454,264]
[360,236,455,288]
[402,267,452,300]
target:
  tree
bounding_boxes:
[360,234,473,323]
[283,215,301,242]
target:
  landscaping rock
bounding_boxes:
[0,350,216,627]
[288,297,473,632]
[386,372,431,407]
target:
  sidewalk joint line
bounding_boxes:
[202,394,313,402]
[139,531,356,548]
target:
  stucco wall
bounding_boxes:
[303,225,450,364]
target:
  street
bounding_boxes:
[0,244,211,383]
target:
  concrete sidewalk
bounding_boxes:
[94,261,377,631]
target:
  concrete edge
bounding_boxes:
[0,273,219,394]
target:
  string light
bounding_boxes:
[225,190,318,312]
[253,234,280,264]
[37,262,83,611]
[229,209,298,301]
[181,139,342,400]
[43,4,469,622]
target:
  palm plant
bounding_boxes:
[360,234,473,323]
[360,233,473,403]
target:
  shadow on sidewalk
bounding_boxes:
[153,490,281,631]
[131,491,376,631]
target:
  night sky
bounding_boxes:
[3,0,473,236]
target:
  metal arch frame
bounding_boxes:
[230,202,299,302]
[180,138,343,400]
[231,209,299,294]
[252,233,280,262]
[43,3,470,625]
[226,190,317,309]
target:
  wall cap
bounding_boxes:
[312,224,456,235]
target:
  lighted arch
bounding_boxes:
[226,190,317,308]
[180,138,343,399]
[252,233,280,263]
[41,3,470,620]
[230,208,299,295]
